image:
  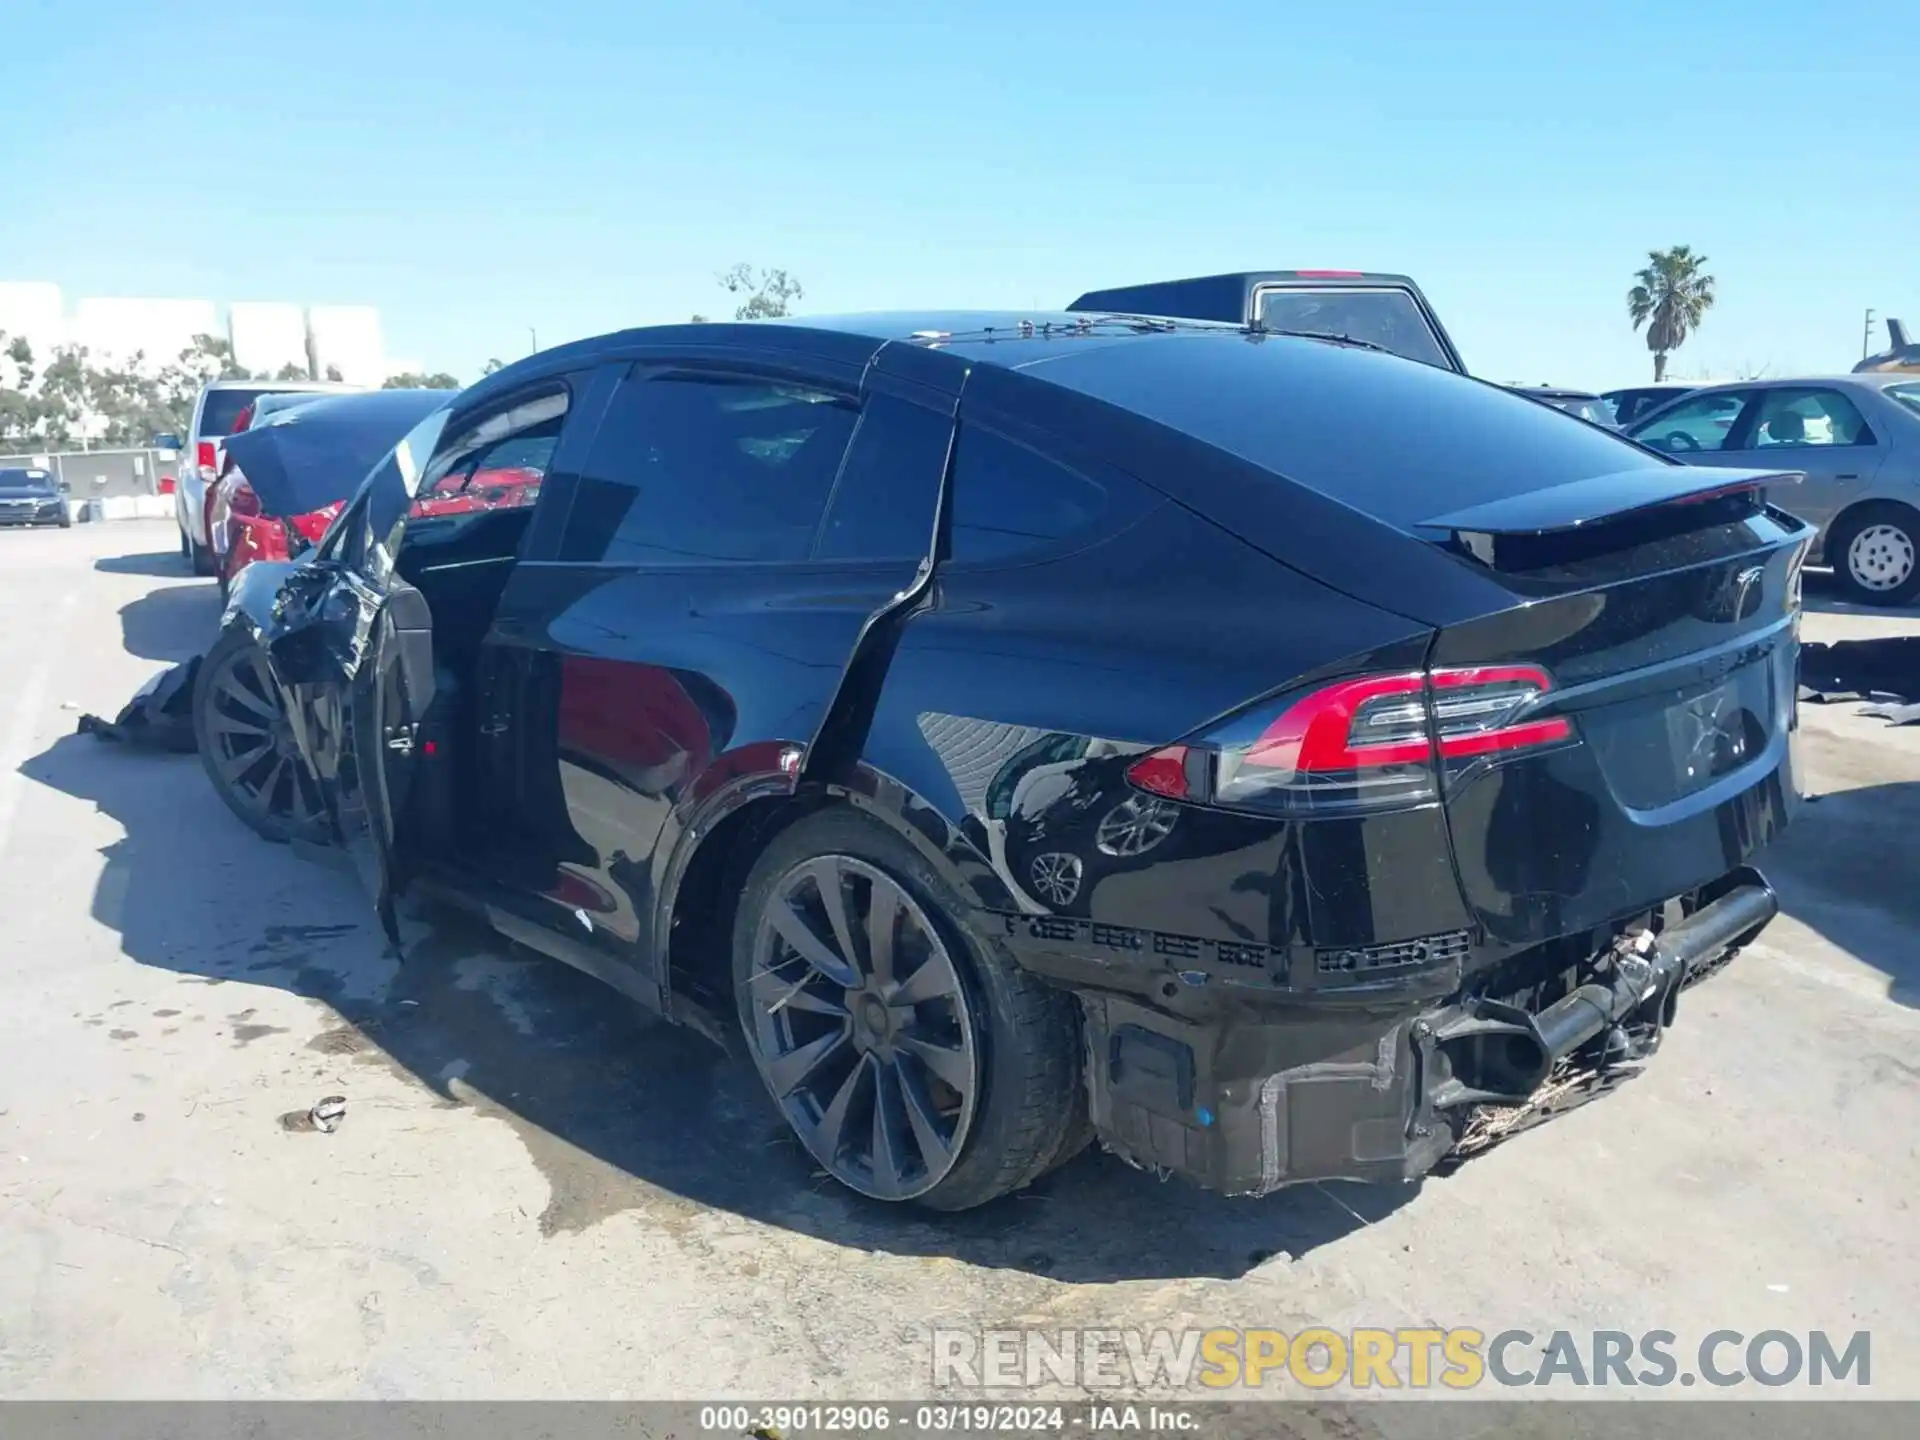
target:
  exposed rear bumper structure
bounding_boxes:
[1076,869,1778,1196]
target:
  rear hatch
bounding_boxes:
[1020,335,1815,951]
[1412,470,1811,947]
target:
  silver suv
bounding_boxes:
[172,378,360,574]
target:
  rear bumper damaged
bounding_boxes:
[1060,868,1778,1196]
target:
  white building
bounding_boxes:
[229,301,311,376]
[0,282,66,365]
[69,296,220,369]
[308,304,389,385]
[0,281,394,382]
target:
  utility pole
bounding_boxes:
[528,326,538,355]
[1864,309,1877,360]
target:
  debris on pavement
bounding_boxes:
[1859,700,1920,727]
[75,656,203,754]
[280,1095,348,1134]
[1799,636,1920,706]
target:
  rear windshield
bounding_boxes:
[1256,287,1452,370]
[1035,332,1669,531]
[198,388,271,437]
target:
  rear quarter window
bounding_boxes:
[1033,334,1665,532]
[948,425,1114,565]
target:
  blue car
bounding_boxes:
[0,467,71,527]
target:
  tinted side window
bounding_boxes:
[813,394,950,562]
[408,421,558,516]
[948,426,1109,565]
[561,373,857,565]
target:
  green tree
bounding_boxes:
[718,263,803,320]
[383,371,462,390]
[0,332,33,439]
[480,357,506,376]
[324,364,344,382]
[1628,246,1717,381]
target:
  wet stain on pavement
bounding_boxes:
[108,1028,138,1041]
[231,1023,289,1047]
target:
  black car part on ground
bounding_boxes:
[220,389,453,520]
[1799,635,1920,725]
[207,312,1812,1206]
[77,657,202,753]
[1799,635,1920,700]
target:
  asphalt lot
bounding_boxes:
[2,519,1917,1408]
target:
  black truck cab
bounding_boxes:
[1069,269,1467,375]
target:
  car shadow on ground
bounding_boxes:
[94,549,197,579]
[1758,776,1920,1010]
[20,724,1420,1284]
[114,583,221,662]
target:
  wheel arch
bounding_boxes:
[656,760,1009,1029]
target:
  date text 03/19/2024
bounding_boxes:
[697,1404,1200,1433]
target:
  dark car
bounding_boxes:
[193,311,1808,1211]
[1068,270,1468,373]
[1603,384,1701,428]
[0,466,71,527]
[1509,386,1617,426]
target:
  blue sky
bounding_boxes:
[3,0,1911,389]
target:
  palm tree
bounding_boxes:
[1628,246,1717,381]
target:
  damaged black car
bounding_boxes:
[194,312,1811,1210]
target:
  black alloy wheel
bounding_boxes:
[743,853,981,1201]
[732,810,1088,1210]
[194,630,328,844]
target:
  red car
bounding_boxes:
[209,394,348,595]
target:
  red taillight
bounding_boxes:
[196,440,217,474]
[227,477,261,518]
[289,501,343,545]
[1125,665,1572,814]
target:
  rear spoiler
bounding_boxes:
[1414,467,1802,540]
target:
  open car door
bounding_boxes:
[247,397,458,942]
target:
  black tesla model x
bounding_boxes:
[194,311,1810,1209]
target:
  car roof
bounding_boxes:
[200,378,358,392]
[456,310,1261,410]
[1657,375,1889,395]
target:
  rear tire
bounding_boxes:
[1829,502,1920,606]
[731,808,1084,1211]
[193,627,329,845]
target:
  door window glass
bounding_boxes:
[560,373,858,565]
[1748,388,1875,449]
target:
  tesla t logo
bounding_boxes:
[1703,564,1766,623]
